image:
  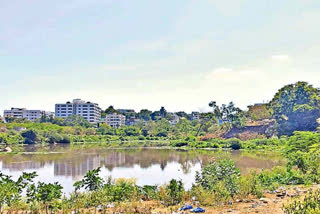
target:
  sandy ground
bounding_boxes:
[108,185,317,214]
[3,186,318,214]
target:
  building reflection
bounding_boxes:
[0,147,284,180]
[54,154,101,179]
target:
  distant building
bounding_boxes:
[117,109,135,114]
[105,113,126,128]
[126,117,142,126]
[55,99,101,123]
[3,108,48,121]
[169,113,180,126]
[191,111,200,121]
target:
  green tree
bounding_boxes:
[166,179,184,205]
[21,129,40,144]
[270,82,320,136]
[0,171,37,211]
[73,168,103,192]
[104,106,119,115]
[175,111,191,120]
[153,119,170,137]
[97,123,114,135]
[137,109,152,121]
[196,112,217,136]
[174,118,194,136]
[62,115,92,128]
[195,159,241,196]
[209,101,243,124]
[248,104,271,121]
[0,133,8,145]
[27,182,63,214]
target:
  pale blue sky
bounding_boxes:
[1,0,320,114]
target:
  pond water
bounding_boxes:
[0,145,285,193]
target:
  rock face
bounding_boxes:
[223,120,275,139]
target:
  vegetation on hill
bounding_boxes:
[269,81,320,136]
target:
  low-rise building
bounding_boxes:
[55,99,101,123]
[169,113,180,126]
[105,113,126,128]
[43,111,55,118]
[3,108,47,121]
[191,111,200,121]
[126,117,142,126]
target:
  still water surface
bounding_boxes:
[0,145,285,193]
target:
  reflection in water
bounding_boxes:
[0,145,285,192]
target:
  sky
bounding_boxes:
[1,0,320,114]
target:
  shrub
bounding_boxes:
[191,186,216,206]
[106,178,138,202]
[195,159,241,197]
[258,167,305,189]
[21,129,40,144]
[139,185,158,200]
[283,189,320,214]
[159,179,184,206]
[27,182,63,214]
[238,172,263,199]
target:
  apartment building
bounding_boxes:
[105,113,126,128]
[3,108,46,121]
[55,99,101,123]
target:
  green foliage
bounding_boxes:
[228,138,242,150]
[104,105,120,115]
[238,172,263,199]
[285,131,320,154]
[159,179,184,206]
[21,129,41,144]
[27,182,63,214]
[62,115,92,128]
[248,104,272,121]
[136,109,152,121]
[270,82,320,136]
[105,178,138,202]
[209,101,245,126]
[138,185,158,200]
[284,189,320,214]
[74,167,103,192]
[258,167,305,189]
[0,171,37,211]
[195,159,241,197]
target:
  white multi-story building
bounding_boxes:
[55,99,101,123]
[3,108,46,121]
[105,113,126,128]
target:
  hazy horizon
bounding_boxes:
[1,0,320,114]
